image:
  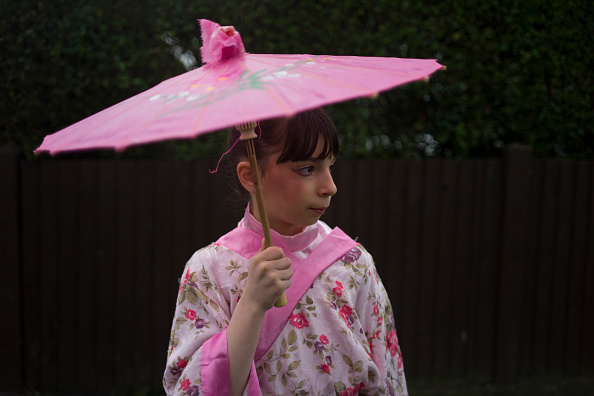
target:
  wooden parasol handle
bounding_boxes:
[238,123,287,308]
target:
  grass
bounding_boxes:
[408,376,594,396]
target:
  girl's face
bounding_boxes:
[258,138,337,236]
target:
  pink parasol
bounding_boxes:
[36,19,444,306]
[35,19,444,155]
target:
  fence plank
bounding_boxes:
[548,161,574,372]
[134,161,155,385]
[385,160,407,337]
[153,160,175,388]
[416,160,440,376]
[370,159,390,272]
[564,162,590,373]
[0,148,22,390]
[57,162,79,391]
[433,160,457,376]
[96,161,117,392]
[472,159,501,377]
[333,160,356,236]
[38,162,60,391]
[76,161,99,391]
[21,162,42,390]
[580,162,594,375]
[533,160,558,374]
[115,162,137,387]
[496,146,531,381]
[452,161,474,376]
[400,161,422,374]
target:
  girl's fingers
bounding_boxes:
[277,268,293,281]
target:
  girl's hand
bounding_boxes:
[243,240,293,312]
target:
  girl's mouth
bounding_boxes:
[310,207,326,215]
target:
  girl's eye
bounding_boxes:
[294,166,315,176]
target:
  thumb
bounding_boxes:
[258,238,266,253]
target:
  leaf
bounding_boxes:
[185,287,198,305]
[175,317,187,325]
[288,346,298,352]
[287,371,297,378]
[263,362,271,373]
[343,354,353,367]
[209,299,220,312]
[306,296,313,304]
[282,338,287,349]
[288,329,297,345]
[281,374,287,386]
[276,360,282,372]
[196,289,209,304]
[334,382,346,393]
[288,360,301,370]
[238,271,248,282]
[190,272,199,282]
[354,360,364,372]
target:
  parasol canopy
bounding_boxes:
[35,19,444,155]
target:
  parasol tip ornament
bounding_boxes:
[199,19,246,66]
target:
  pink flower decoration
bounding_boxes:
[180,379,191,391]
[340,383,364,396]
[185,309,197,321]
[386,329,399,357]
[373,304,379,316]
[289,313,310,329]
[319,334,329,345]
[176,358,187,368]
[339,305,353,325]
[320,364,330,373]
[333,286,343,297]
[377,316,383,326]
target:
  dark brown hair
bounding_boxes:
[225,108,339,205]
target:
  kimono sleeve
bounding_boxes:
[355,245,408,395]
[163,247,249,396]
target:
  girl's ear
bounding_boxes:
[236,161,256,194]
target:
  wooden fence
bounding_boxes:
[1,146,593,393]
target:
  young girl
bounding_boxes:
[163,108,407,396]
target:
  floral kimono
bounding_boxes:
[164,209,407,395]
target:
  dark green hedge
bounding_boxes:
[2,0,592,159]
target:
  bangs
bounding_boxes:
[276,109,339,163]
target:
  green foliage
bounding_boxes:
[1,0,592,159]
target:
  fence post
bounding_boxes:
[0,147,23,390]
[495,143,532,382]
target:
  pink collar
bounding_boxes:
[238,205,330,254]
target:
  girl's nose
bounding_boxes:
[319,170,337,196]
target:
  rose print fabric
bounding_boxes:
[163,210,407,395]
